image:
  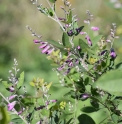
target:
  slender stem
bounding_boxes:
[46,0,65,32]
[0,92,29,124]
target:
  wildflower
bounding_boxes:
[91,26,99,31]
[8,86,15,92]
[67,30,74,36]
[46,48,54,54]
[8,101,17,111]
[39,42,47,49]
[8,95,17,101]
[85,35,92,46]
[41,45,50,53]
[77,46,81,50]
[80,32,86,35]
[39,42,54,54]
[80,94,90,100]
[33,39,41,44]
[18,108,25,115]
[58,17,66,21]
[110,48,116,59]
[50,99,57,103]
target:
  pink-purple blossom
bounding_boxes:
[85,35,92,46]
[18,108,25,115]
[80,32,86,35]
[8,101,17,111]
[91,26,99,31]
[110,49,116,59]
[8,95,17,101]
[33,39,41,44]
[9,86,15,92]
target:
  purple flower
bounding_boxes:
[67,30,74,36]
[46,48,54,54]
[80,32,86,35]
[8,101,17,111]
[58,17,66,21]
[50,99,57,103]
[85,35,92,46]
[81,94,90,100]
[110,48,116,59]
[91,26,99,31]
[9,86,15,92]
[39,42,47,49]
[33,39,41,44]
[41,45,50,53]
[58,65,64,71]
[8,95,17,101]
[77,46,81,50]
[18,108,25,115]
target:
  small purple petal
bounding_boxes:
[106,39,111,42]
[33,39,41,44]
[39,43,47,49]
[8,95,17,101]
[110,49,116,59]
[50,99,57,103]
[42,45,50,53]
[80,32,86,35]
[46,48,54,54]
[9,86,15,92]
[18,108,25,115]
[81,94,90,100]
[85,36,92,46]
[77,46,81,50]
[91,26,99,31]
[68,62,73,67]
[8,101,17,111]
[58,65,64,71]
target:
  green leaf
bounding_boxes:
[21,97,34,106]
[81,106,98,113]
[0,107,10,124]
[75,26,84,36]
[115,62,122,70]
[47,40,64,51]
[11,118,22,123]
[17,71,24,89]
[2,81,11,89]
[62,32,71,47]
[91,35,102,47]
[93,70,122,95]
[78,114,96,124]
[67,10,72,23]
[48,8,54,16]
[49,0,57,3]
[79,38,89,52]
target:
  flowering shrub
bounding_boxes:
[0,0,122,124]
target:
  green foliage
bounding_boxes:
[1,0,122,124]
[93,69,122,95]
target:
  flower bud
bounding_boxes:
[110,48,116,59]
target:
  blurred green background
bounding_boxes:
[0,0,122,94]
